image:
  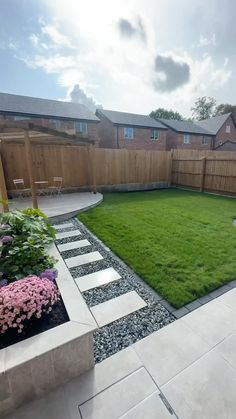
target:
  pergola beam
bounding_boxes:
[0,121,95,146]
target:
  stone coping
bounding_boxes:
[0,244,98,416]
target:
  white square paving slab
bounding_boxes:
[90,291,147,327]
[54,222,74,230]
[63,346,142,406]
[56,230,81,240]
[217,287,236,312]
[57,239,91,252]
[65,251,103,268]
[133,319,210,387]
[161,349,236,419]
[181,298,236,347]
[79,367,157,419]
[119,391,175,419]
[215,331,236,369]
[75,267,121,292]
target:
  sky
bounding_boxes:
[0,0,235,117]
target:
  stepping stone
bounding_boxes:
[57,239,91,252]
[91,291,147,327]
[75,267,121,292]
[56,230,81,240]
[65,251,103,268]
[53,222,74,230]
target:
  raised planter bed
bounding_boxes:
[0,243,98,417]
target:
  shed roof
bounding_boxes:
[195,113,231,135]
[0,92,99,122]
[158,118,212,135]
[97,109,167,129]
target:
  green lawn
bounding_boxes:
[78,189,236,308]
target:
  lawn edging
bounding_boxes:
[0,243,98,417]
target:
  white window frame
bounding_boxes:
[226,125,231,133]
[150,129,159,140]
[124,127,134,139]
[14,115,30,121]
[183,134,191,144]
[202,136,209,145]
[75,122,87,134]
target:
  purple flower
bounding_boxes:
[0,279,8,288]
[1,235,13,244]
[40,268,58,282]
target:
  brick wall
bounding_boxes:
[117,126,167,150]
[0,114,99,143]
[96,113,117,148]
[214,115,236,148]
[166,129,213,150]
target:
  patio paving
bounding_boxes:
[9,192,103,221]
[6,287,236,419]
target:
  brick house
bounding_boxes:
[96,109,167,150]
[157,118,213,150]
[196,113,236,150]
[0,92,100,142]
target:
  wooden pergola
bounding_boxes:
[0,120,97,213]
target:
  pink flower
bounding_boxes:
[0,276,60,334]
[1,235,13,244]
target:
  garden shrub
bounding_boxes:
[0,209,56,281]
[0,276,60,334]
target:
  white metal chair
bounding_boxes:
[13,179,31,199]
[48,177,63,196]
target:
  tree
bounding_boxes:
[191,96,216,120]
[150,108,183,121]
[214,103,236,116]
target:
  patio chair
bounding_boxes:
[13,179,31,199]
[48,177,63,196]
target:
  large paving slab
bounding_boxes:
[119,391,176,419]
[75,267,121,292]
[90,291,147,327]
[181,298,236,347]
[161,349,236,419]
[57,239,91,252]
[65,251,103,268]
[54,222,74,230]
[215,331,236,369]
[79,367,157,419]
[133,319,210,386]
[63,346,142,407]
[56,230,81,240]
[217,287,236,312]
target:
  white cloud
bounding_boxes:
[18,0,233,116]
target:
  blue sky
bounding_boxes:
[0,0,235,117]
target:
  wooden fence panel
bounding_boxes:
[1,144,171,191]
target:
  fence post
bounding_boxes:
[0,142,9,212]
[200,157,206,192]
[168,149,174,186]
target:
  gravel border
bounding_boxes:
[53,218,175,363]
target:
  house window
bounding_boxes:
[183,134,191,144]
[124,127,134,139]
[75,122,87,134]
[14,115,30,121]
[202,136,209,145]
[226,125,231,133]
[150,129,159,140]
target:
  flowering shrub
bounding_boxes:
[40,268,58,282]
[0,209,56,281]
[0,276,60,334]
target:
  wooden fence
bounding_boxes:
[1,143,171,191]
[171,150,236,195]
[2,142,236,196]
